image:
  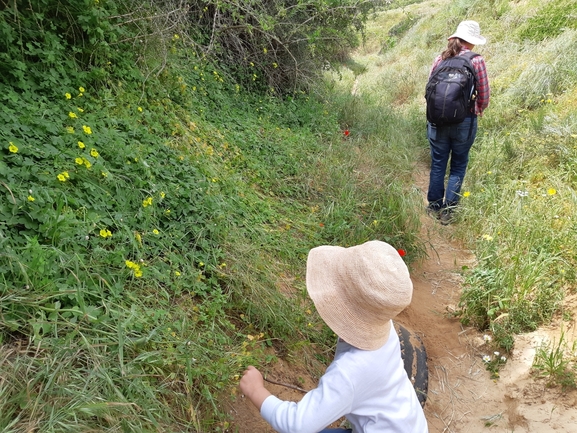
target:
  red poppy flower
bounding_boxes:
[344,129,350,136]
[397,249,406,257]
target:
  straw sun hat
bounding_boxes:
[306,240,413,351]
[448,20,487,46]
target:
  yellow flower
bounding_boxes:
[65,92,72,99]
[79,86,85,93]
[77,107,84,112]
[66,126,75,133]
[159,191,165,198]
[83,158,92,169]
[101,171,108,178]
[75,157,83,165]
[8,142,18,153]
[152,229,159,235]
[175,271,181,276]
[68,112,77,119]
[57,173,67,182]
[134,269,143,278]
[482,234,493,241]
[134,232,142,244]
[82,125,92,134]
[90,148,99,157]
[78,141,85,149]
[463,191,471,197]
[547,188,557,196]
[125,260,138,269]
[27,195,35,202]
[142,197,153,207]
[99,229,112,238]
[137,106,143,112]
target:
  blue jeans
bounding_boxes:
[427,116,478,209]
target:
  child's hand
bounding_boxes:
[240,366,272,410]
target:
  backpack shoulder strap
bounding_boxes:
[460,51,480,81]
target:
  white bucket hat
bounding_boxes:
[306,240,413,351]
[448,20,486,45]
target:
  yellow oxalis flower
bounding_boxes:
[79,86,86,93]
[66,126,75,133]
[27,195,35,202]
[68,112,77,119]
[138,106,143,112]
[83,158,92,169]
[82,125,92,134]
[99,229,112,238]
[142,197,153,207]
[125,260,138,269]
[65,92,72,99]
[152,229,160,235]
[8,142,18,153]
[547,188,557,196]
[77,107,84,112]
[57,173,67,182]
[125,260,143,277]
[75,157,84,165]
[175,271,181,276]
[463,191,471,197]
[90,148,99,157]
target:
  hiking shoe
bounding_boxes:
[426,205,441,220]
[439,209,454,225]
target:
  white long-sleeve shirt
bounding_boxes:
[260,322,428,433]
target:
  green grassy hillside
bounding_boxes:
[0,1,422,430]
[2,0,577,430]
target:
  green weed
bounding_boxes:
[533,329,577,389]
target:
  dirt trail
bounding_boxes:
[227,162,577,432]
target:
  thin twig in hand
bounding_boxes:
[264,376,309,393]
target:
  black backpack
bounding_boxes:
[425,51,479,126]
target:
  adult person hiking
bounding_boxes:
[240,240,429,433]
[425,20,490,225]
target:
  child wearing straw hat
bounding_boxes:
[240,240,429,433]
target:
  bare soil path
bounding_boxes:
[227,162,577,432]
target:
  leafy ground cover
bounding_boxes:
[0,1,423,430]
[3,0,577,430]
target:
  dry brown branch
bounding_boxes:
[264,376,309,393]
